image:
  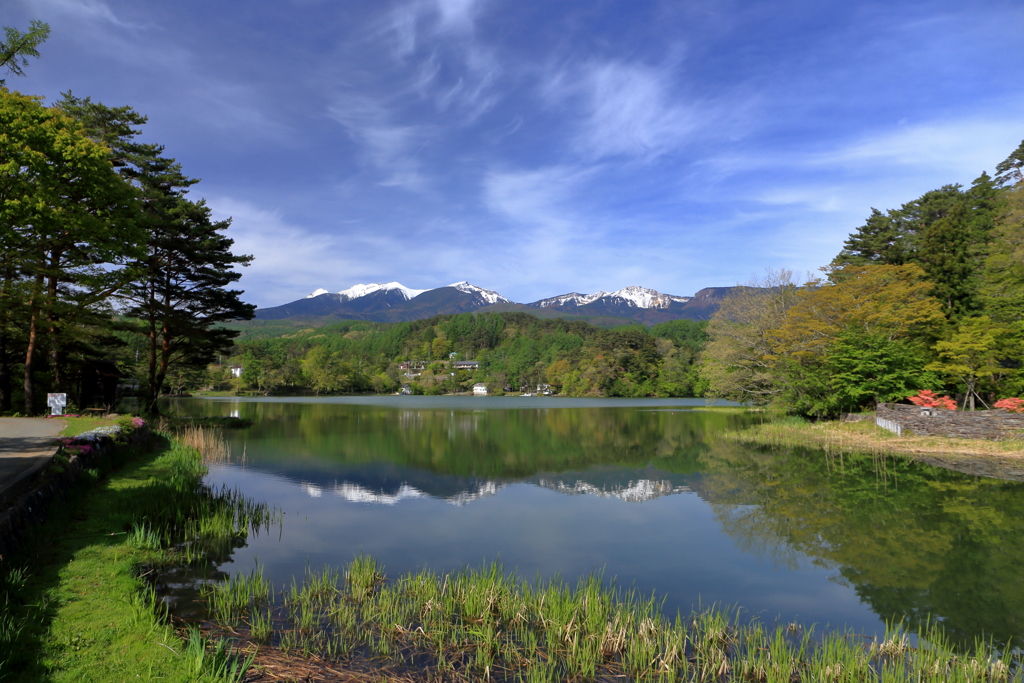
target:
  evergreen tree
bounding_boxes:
[117,153,254,414]
[832,208,905,266]
[994,139,1024,188]
[917,202,978,318]
[0,20,49,85]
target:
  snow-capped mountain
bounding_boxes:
[447,281,510,305]
[258,280,513,322]
[339,282,429,301]
[257,281,738,323]
[532,286,690,310]
[306,282,428,301]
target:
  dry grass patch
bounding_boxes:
[724,418,1024,481]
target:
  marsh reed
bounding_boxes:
[123,430,278,565]
[201,557,1023,682]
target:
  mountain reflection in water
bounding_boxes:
[166,397,1024,647]
[299,476,689,506]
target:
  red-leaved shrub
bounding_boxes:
[907,390,956,410]
[995,398,1024,413]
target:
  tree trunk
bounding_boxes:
[0,262,11,412]
[23,274,43,416]
[149,319,173,417]
[145,311,159,415]
[46,257,66,395]
[0,332,10,413]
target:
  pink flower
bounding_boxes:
[131,417,145,428]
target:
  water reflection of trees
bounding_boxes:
[697,440,1024,645]
[213,403,754,478]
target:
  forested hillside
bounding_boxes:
[219,314,708,397]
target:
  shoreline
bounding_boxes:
[723,418,1024,481]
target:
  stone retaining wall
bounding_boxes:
[876,403,1024,440]
[0,427,150,563]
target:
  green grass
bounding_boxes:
[57,415,116,437]
[0,432,259,682]
[201,555,1023,682]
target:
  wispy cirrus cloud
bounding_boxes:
[380,0,503,120]
[327,95,434,192]
[541,59,705,161]
[23,0,140,29]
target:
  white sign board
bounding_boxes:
[47,393,67,416]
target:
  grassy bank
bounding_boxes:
[723,417,1024,481]
[0,429,265,682]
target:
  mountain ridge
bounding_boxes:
[255,281,740,324]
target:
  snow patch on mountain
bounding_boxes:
[535,292,608,308]
[447,281,511,305]
[606,286,691,308]
[336,282,428,301]
[306,288,330,299]
[533,286,690,309]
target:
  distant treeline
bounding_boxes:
[222,313,709,397]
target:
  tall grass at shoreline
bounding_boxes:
[124,427,277,566]
[201,556,1023,682]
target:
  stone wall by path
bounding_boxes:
[876,403,1024,441]
[0,426,150,563]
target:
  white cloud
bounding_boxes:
[208,197,374,305]
[327,96,433,192]
[24,0,139,29]
[378,0,501,122]
[542,60,702,161]
[435,0,481,33]
[812,116,1023,178]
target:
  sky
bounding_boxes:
[6,0,1024,308]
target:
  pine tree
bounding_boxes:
[832,208,905,266]
[117,153,254,414]
[917,202,977,318]
[994,139,1024,188]
[0,20,49,85]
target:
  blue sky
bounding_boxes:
[7,0,1024,307]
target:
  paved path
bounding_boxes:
[0,417,66,504]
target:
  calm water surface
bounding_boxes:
[165,396,1024,644]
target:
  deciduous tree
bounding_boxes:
[701,270,803,404]
[926,316,1008,410]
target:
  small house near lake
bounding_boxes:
[473,383,489,396]
[453,360,480,371]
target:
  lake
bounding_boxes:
[165,396,1024,645]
